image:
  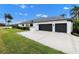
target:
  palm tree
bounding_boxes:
[70,5,79,20]
[4,13,13,28]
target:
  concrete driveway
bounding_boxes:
[18,31,79,54]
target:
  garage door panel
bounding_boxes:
[39,24,52,31]
[55,23,67,33]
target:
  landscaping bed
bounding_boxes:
[72,33,79,37]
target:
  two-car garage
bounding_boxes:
[39,23,67,33]
[30,17,73,34]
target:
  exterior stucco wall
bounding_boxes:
[30,20,73,34]
[67,21,73,33]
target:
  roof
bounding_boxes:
[33,16,71,23]
[19,20,32,24]
[17,16,72,24]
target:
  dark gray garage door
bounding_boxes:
[39,24,52,31]
[55,23,67,33]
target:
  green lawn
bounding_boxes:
[0,28,64,54]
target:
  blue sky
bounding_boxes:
[0,4,78,24]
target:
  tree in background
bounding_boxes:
[60,13,66,18]
[70,5,79,20]
[70,5,79,34]
[4,13,13,28]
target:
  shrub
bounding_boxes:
[12,25,29,30]
[73,19,79,34]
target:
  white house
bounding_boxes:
[17,21,31,27]
[30,16,73,34]
[18,24,26,27]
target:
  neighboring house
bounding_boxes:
[17,21,31,27]
[30,16,73,34]
[18,23,27,27]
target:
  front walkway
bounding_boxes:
[18,31,79,54]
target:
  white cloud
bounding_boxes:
[18,12,28,16]
[36,14,42,17]
[63,7,69,10]
[20,4,26,9]
[36,14,48,18]
[41,14,48,18]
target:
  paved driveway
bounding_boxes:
[18,31,79,54]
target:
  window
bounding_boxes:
[30,23,33,27]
